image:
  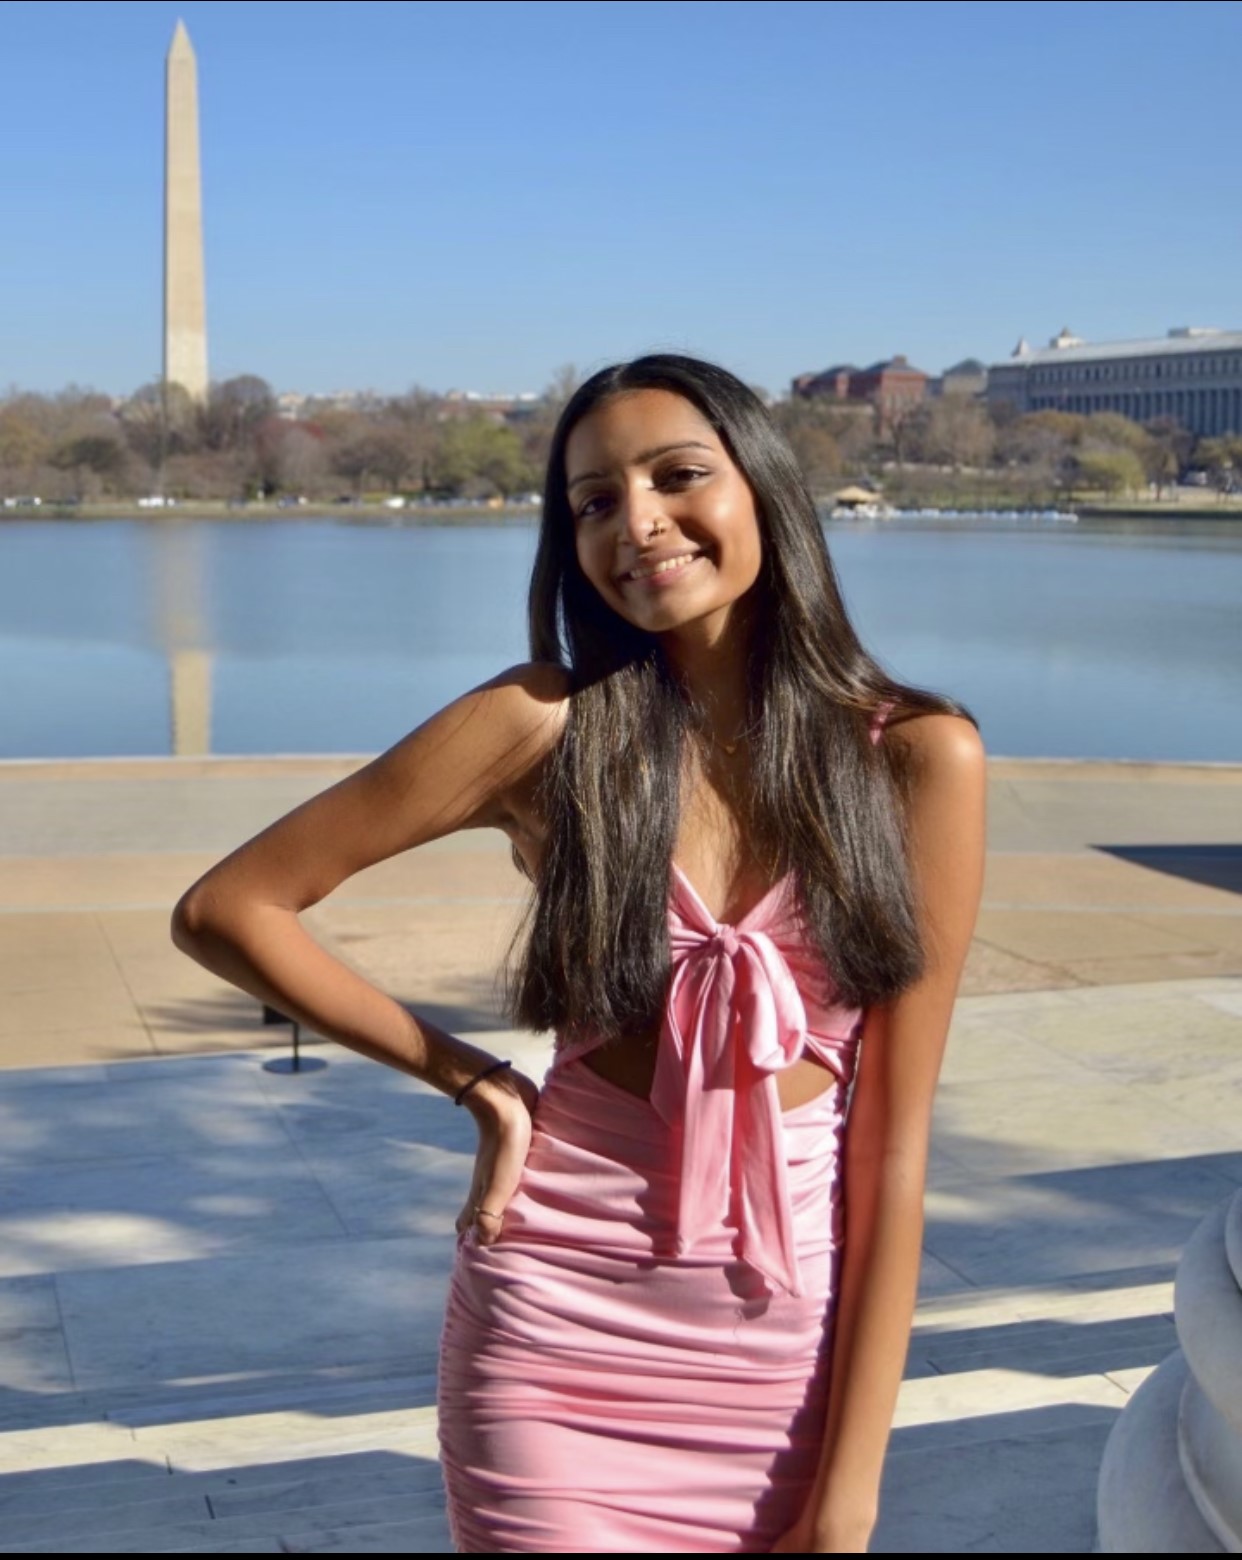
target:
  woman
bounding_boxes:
[172,355,986,1554]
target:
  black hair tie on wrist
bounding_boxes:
[454,1058,512,1107]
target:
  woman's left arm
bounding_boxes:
[775,713,988,1554]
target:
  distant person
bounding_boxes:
[172,355,986,1553]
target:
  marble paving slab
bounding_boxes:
[0,981,1237,1552]
[874,1418,1114,1553]
[53,1238,454,1392]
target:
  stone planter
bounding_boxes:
[1098,1188,1242,1553]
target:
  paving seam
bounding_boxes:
[264,1083,359,1247]
[965,933,1086,989]
[94,909,161,1059]
[49,1271,78,1393]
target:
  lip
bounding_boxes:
[616,549,705,588]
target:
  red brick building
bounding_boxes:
[792,355,929,431]
[791,364,857,400]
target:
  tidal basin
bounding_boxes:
[1,513,1241,763]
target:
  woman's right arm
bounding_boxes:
[170,663,567,1235]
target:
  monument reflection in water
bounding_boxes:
[150,522,213,757]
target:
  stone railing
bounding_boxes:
[1098,1187,1242,1552]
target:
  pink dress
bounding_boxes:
[437,861,872,1553]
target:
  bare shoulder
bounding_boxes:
[886,709,987,794]
[476,661,572,744]
[887,711,987,971]
[355,658,571,832]
[886,711,986,829]
[885,710,987,919]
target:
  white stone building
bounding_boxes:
[987,327,1242,437]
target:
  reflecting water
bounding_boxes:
[1,515,1239,762]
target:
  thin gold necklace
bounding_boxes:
[693,718,758,759]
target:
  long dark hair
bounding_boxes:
[510,354,974,1040]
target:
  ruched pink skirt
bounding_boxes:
[437,1057,846,1553]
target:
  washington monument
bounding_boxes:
[164,20,208,402]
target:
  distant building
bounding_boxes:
[441,391,542,424]
[276,389,387,419]
[927,358,988,399]
[792,355,928,429]
[987,327,1242,437]
[851,356,928,422]
[272,389,543,428]
[791,364,857,400]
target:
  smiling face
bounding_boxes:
[565,389,764,645]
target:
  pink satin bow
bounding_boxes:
[652,867,832,1297]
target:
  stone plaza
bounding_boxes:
[0,754,1239,1552]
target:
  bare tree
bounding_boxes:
[1142,418,1194,497]
[255,422,328,496]
[543,363,581,414]
[387,390,443,493]
[50,431,130,498]
[1196,436,1242,495]
[911,398,996,471]
[199,376,276,452]
[327,424,419,496]
[0,400,51,487]
[883,401,924,468]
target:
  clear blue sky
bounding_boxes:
[3,0,1239,398]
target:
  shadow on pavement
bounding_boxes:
[1096,842,1242,895]
[0,1446,448,1554]
[909,1309,1176,1380]
[875,1404,1116,1554]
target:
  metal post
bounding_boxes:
[261,1005,327,1075]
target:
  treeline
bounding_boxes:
[778,397,1242,503]
[1,373,1239,505]
[0,375,563,504]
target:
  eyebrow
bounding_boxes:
[567,440,715,491]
